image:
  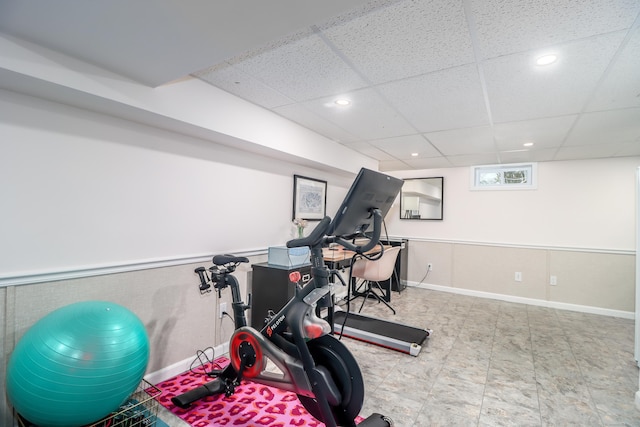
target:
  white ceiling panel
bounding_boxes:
[195,63,295,109]
[273,103,359,143]
[0,0,373,87]
[3,0,640,170]
[403,156,453,170]
[616,140,640,156]
[341,141,396,161]
[379,63,490,133]
[322,0,475,84]
[297,88,416,140]
[379,159,414,171]
[555,141,638,160]
[499,148,558,164]
[228,33,368,102]
[493,116,578,151]
[587,26,640,111]
[368,134,440,159]
[424,126,495,156]
[470,0,640,59]
[447,152,500,167]
[565,108,640,146]
[485,31,627,124]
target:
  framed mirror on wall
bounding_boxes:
[400,177,444,220]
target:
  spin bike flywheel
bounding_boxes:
[297,334,365,425]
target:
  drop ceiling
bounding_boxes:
[1,0,639,171]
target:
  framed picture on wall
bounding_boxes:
[293,175,327,221]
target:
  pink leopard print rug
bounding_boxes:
[153,356,364,426]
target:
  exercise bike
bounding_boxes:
[172,168,402,427]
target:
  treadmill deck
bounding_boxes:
[332,311,431,356]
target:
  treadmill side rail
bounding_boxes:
[333,311,431,357]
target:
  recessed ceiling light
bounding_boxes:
[523,142,534,147]
[411,152,419,157]
[334,99,351,106]
[536,54,558,66]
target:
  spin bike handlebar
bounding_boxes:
[287,216,332,249]
[334,208,383,254]
[286,208,383,255]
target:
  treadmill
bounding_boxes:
[333,311,431,356]
[321,168,432,356]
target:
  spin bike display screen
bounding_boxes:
[329,168,403,238]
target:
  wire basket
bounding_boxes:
[17,379,162,427]
[88,379,162,427]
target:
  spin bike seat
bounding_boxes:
[213,254,249,265]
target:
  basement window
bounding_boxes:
[471,163,537,190]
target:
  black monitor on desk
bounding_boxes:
[329,168,403,238]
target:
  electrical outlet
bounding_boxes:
[515,272,522,282]
[427,263,433,271]
[219,302,228,319]
[550,275,557,286]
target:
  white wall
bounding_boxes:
[0,89,358,283]
[0,33,378,284]
[0,34,376,177]
[387,158,640,251]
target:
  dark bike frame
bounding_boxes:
[173,210,386,427]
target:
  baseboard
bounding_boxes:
[144,342,229,385]
[410,282,634,320]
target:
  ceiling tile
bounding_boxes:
[424,125,494,156]
[447,153,500,167]
[493,116,578,151]
[296,87,416,140]
[5,0,640,172]
[230,33,368,102]
[368,134,440,159]
[379,63,490,133]
[194,62,295,109]
[615,141,640,156]
[499,148,558,163]
[564,108,640,146]
[0,1,376,86]
[470,0,640,59]
[272,103,359,143]
[341,141,396,161]
[555,141,639,160]
[403,156,453,170]
[587,26,640,111]
[484,31,626,123]
[322,0,475,84]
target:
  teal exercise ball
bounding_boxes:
[6,301,150,427]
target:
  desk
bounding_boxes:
[322,245,390,266]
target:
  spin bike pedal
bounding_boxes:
[359,413,394,426]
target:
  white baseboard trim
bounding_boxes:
[410,282,634,320]
[144,342,229,385]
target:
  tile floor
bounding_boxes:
[158,286,640,426]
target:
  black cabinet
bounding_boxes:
[250,263,311,330]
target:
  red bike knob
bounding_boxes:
[289,271,301,282]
